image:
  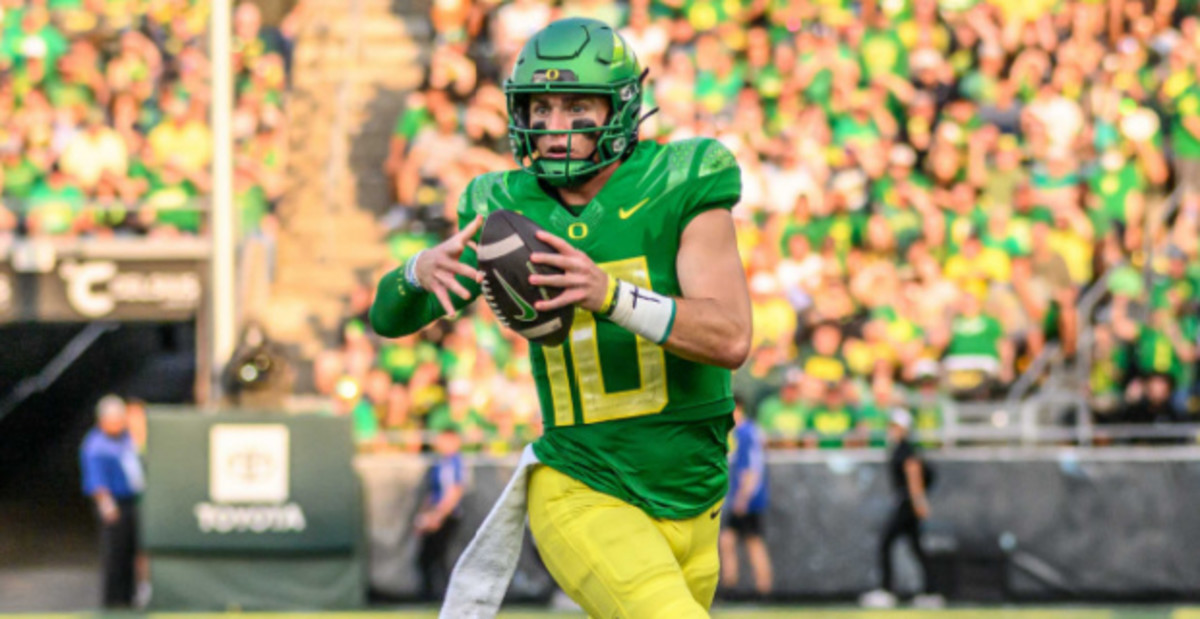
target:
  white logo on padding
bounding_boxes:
[210,424,289,504]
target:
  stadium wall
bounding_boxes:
[358,448,1200,603]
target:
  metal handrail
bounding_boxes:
[0,322,119,423]
[1073,265,1116,420]
[1006,342,1060,410]
[1140,187,1182,321]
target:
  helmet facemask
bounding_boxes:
[508,81,642,187]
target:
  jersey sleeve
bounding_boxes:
[677,138,742,229]
[368,179,488,338]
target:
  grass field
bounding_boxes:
[6,607,1200,619]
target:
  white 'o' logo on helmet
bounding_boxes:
[612,137,627,153]
[620,85,636,101]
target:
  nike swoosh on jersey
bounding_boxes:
[618,197,651,219]
[710,507,720,519]
[496,271,538,322]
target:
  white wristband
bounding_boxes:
[608,280,676,344]
[404,250,426,291]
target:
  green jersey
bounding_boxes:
[371,138,743,519]
[756,395,810,442]
[946,314,1003,359]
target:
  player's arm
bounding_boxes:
[662,208,753,368]
[368,216,484,338]
[530,208,751,369]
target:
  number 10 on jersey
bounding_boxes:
[541,257,669,427]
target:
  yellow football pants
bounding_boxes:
[527,464,722,619]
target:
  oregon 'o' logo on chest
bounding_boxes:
[567,223,589,239]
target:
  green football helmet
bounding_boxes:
[505,18,646,187]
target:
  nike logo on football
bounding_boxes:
[618,198,650,219]
[495,271,538,322]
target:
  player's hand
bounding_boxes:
[415,215,485,317]
[528,230,609,313]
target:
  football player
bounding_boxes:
[370,17,752,617]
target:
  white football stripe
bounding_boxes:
[477,234,526,261]
[519,318,562,340]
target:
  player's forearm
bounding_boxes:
[368,267,450,338]
[661,297,751,370]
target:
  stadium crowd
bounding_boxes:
[0,0,295,239]
[237,0,1198,449]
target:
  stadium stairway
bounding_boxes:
[261,0,426,385]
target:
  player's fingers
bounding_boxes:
[529,251,574,270]
[455,215,484,241]
[528,272,578,288]
[436,271,473,300]
[535,289,585,311]
[431,285,457,318]
[441,258,482,282]
[534,230,578,255]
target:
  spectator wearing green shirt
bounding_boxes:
[351,368,394,451]
[732,340,790,420]
[5,7,69,73]
[693,33,744,117]
[807,380,858,449]
[1087,324,1130,423]
[756,369,811,448]
[1168,82,1200,211]
[1115,306,1197,423]
[2,149,44,200]
[937,289,1014,399]
[858,11,908,83]
[856,378,899,448]
[138,162,209,236]
[25,164,87,236]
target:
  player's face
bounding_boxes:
[528,93,611,162]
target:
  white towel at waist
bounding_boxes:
[439,443,541,619]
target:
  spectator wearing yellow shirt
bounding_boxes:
[943,230,1012,300]
[1047,204,1095,286]
[801,322,848,388]
[749,271,797,350]
[146,92,212,177]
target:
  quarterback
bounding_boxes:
[370,17,752,618]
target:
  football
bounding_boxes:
[477,210,574,347]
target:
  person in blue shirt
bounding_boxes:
[718,399,773,598]
[79,395,145,609]
[415,424,465,601]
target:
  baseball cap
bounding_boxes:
[890,408,913,430]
